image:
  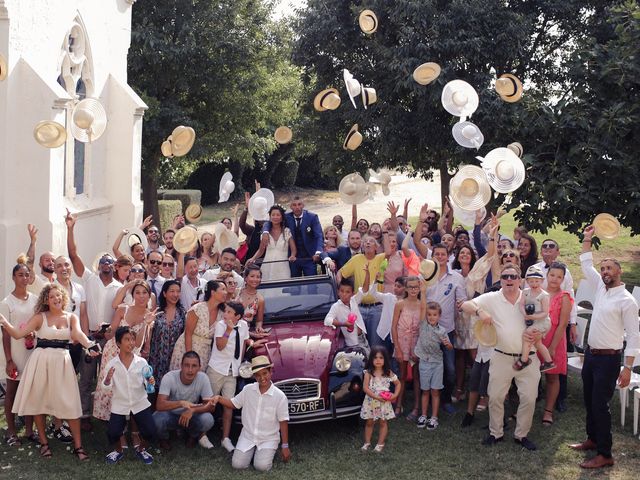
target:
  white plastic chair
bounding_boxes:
[618,356,640,428]
[633,387,640,436]
[574,279,596,314]
[567,315,588,359]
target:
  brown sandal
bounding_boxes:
[40,443,52,458]
[72,446,89,461]
[542,408,554,426]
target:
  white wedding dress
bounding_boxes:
[261,228,292,281]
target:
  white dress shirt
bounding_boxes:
[231,382,289,452]
[202,268,244,289]
[323,289,367,347]
[209,319,250,376]
[81,270,122,331]
[367,287,399,341]
[180,275,207,309]
[473,290,527,354]
[425,267,468,333]
[534,260,578,325]
[147,274,166,298]
[580,252,640,357]
[102,354,151,415]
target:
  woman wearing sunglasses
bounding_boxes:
[111,263,157,310]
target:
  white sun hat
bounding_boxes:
[368,169,392,196]
[449,165,492,211]
[70,98,107,143]
[218,172,235,203]
[119,227,149,255]
[248,188,275,221]
[33,121,67,148]
[339,173,368,205]
[361,87,377,109]
[449,196,479,227]
[452,121,484,150]
[441,80,479,118]
[343,69,362,109]
[478,147,526,194]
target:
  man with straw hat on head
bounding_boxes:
[211,355,290,472]
[461,264,541,451]
[568,225,639,469]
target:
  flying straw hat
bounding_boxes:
[119,227,149,254]
[368,169,392,196]
[358,9,378,34]
[70,98,107,143]
[419,259,439,286]
[274,126,293,145]
[173,226,199,254]
[214,222,240,252]
[33,121,67,148]
[218,171,235,203]
[338,173,368,205]
[449,165,492,211]
[185,204,203,224]
[449,197,480,227]
[313,88,341,112]
[248,188,275,221]
[507,142,523,158]
[343,124,363,151]
[474,320,497,347]
[361,87,377,109]
[171,126,196,156]
[343,69,362,109]
[478,147,525,194]
[452,121,484,150]
[161,138,173,158]
[495,74,523,103]
[593,213,620,240]
[0,54,7,81]
[413,62,441,85]
[441,80,479,118]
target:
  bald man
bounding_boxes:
[24,224,55,295]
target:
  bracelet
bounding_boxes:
[489,238,495,242]
[623,365,632,370]
[281,443,289,449]
[223,332,230,338]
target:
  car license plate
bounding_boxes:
[289,399,325,414]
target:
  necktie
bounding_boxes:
[150,279,157,297]
[234,326,240,359]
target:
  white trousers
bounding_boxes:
[231,446,277,472]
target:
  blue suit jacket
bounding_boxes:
[263,210,324,258]
[322,245,353,271]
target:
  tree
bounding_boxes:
[509,0,640,235]
[292,0,615,222]
[128,0,302,221]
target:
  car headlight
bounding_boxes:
[334,353,352,372]
[239,362,253,379]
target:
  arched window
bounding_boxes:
[58,18,94,198]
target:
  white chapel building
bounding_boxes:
[0,0,145,296]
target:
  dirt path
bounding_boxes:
[201,172,442,230]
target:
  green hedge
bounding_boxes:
[158,200,182,232]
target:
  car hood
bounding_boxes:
[262,321,337,380]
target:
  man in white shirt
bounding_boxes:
[203,248,244,288]
[146,251,165,298]
[534,238,578,412]
[461,264,541,451]
[213,355,290,472]
[568,226,639,469]
[145,225,165,254]
[66,210,122,428]
[180,256,207,308]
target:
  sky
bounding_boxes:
[273,0,307,19]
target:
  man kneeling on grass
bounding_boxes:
[211,355,290,471]
[103,326,157,465]
[153,351,215,450]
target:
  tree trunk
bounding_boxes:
[142,155,161,234]
[439,164,451,208]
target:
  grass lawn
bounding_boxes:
[1,375,639,479]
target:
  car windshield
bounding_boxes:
[259,280,336,323]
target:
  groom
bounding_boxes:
[263,196,323,277]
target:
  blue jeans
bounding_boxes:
[107,407,156,445]
[440,331,456,404]
[359,304,384,348]
[153,410,214,440]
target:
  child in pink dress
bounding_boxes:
[391,276,426,420]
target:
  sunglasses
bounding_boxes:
[502,252,516,258]
[426,216,436,221]
[99,257,114,265]
[148,229,159,233]
[131,268,145,273]
[149,259,162,265]
[541,243,557,249]
[162,262,175,267]
[501,274,520,280]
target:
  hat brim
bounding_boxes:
[33,121,67,148]
[173,227,199,254]
[219,172,234,201]
[413,62,441,85]
[171,126,196,157]
[480,148,526,194]
[339,173,368,205]
[274,126,293,144]
[70,98,108,143]
[119,227,149,254]
[452,121,484,150]
[343,69,361,109]
[251,361,273,374]
[313,88,341,112]
[441,80,479,117]
[358,10,378,34]
[248,188,275,221]
[593,213,620,240]
[496,74,523,103]
[449,165,492,211]
[343,124,363,150]
[185,204,203,224]
[474,320,497,347]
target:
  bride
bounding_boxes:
[247,205,296,281]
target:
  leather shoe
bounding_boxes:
[580,455,614,469]
[555,399,567,413]
[482,434,503,446]
[515,437,537,451]
[568,439,597,451]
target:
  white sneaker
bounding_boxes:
[427,417,439,430]
[221,437,235,452]
[198,435,214,450]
